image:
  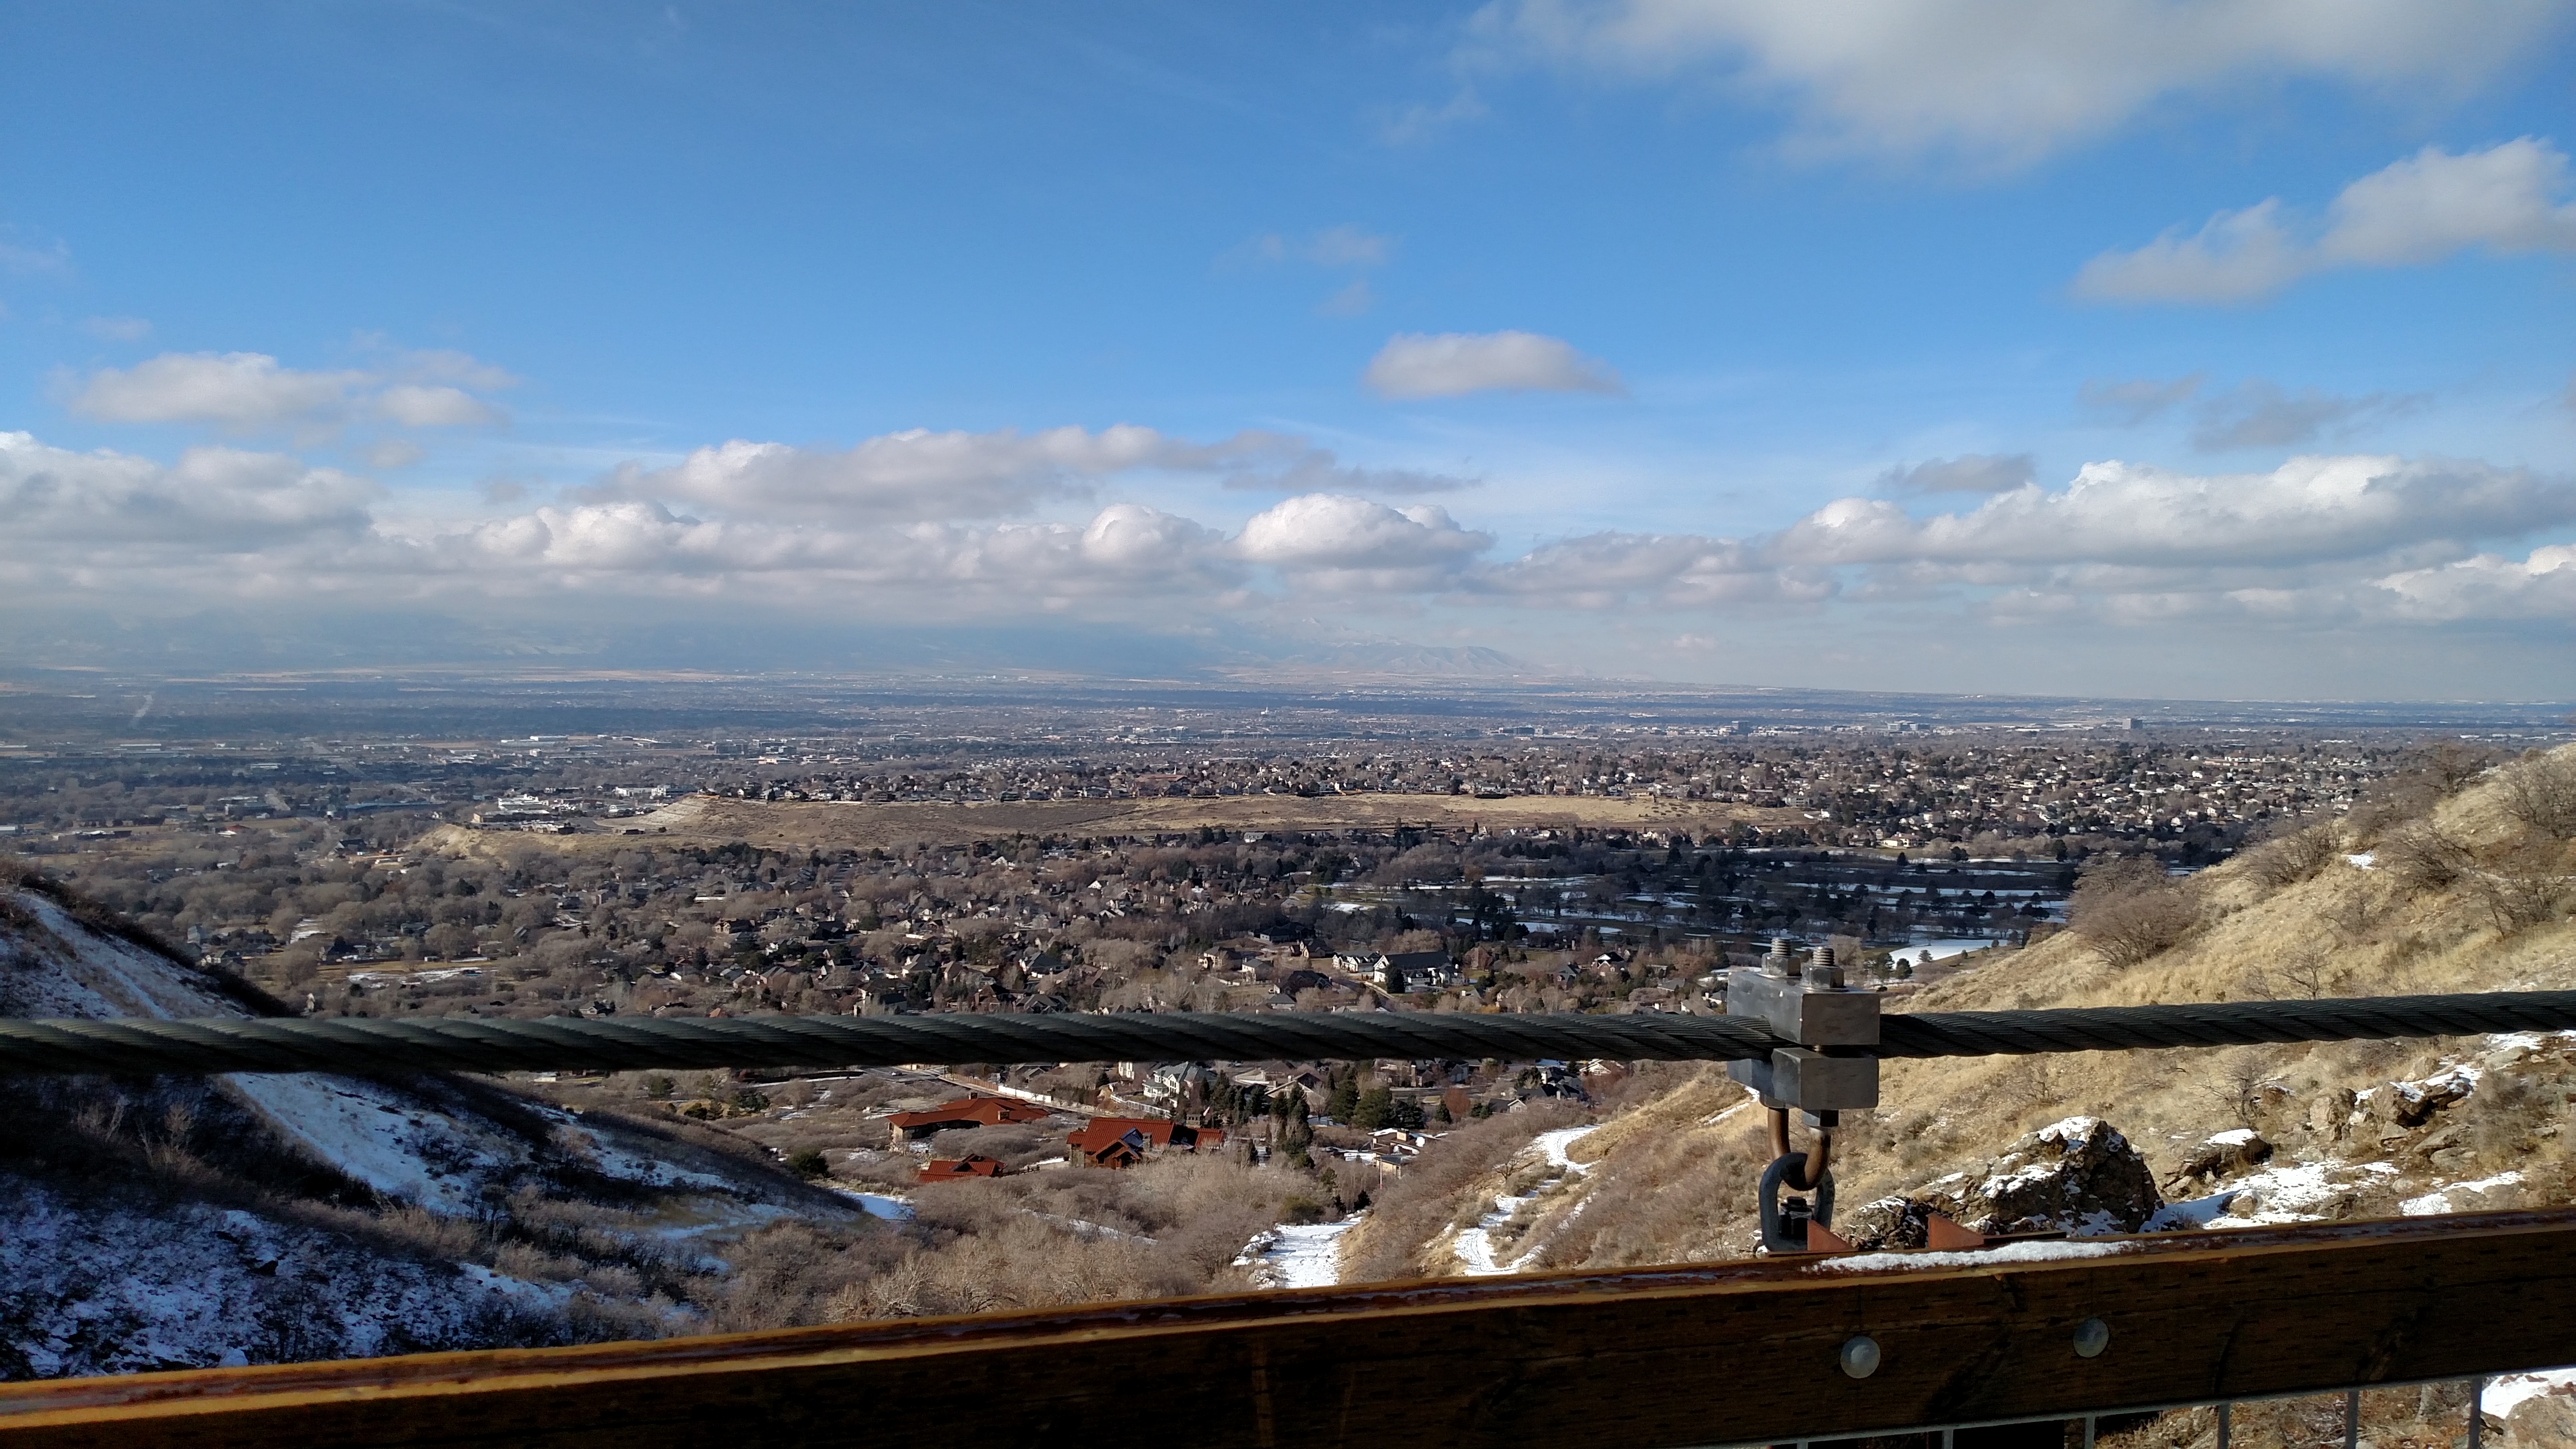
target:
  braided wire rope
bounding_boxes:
[0,990,2571,1076]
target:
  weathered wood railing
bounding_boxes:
[2,1210,2570,1448]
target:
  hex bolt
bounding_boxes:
[1839,1335,1881,1380]
[2072,1317,2110,1359]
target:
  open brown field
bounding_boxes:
[418,791,1799,859]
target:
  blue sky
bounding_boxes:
[4,1,2575,698]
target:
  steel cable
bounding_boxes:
[0,1009,1781,1077]
[0,990,2572,1077]
[1875,991,2576,1058]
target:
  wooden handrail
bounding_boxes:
[4,1211,2573,1448]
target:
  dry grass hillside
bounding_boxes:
[1344,745,2576,1439]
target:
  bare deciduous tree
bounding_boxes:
[2067,855,2200,968]
[2495,750,2576,838]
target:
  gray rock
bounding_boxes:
[1927,1116,2163,1236]
[2308,1087,2357,1142]
[1842,1117,2165,1247]
[1837,1195,1934,1251]
[2504,1392,2576,1449]
[2171,1129,2272,1185]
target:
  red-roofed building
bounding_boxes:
[919,1154,1006,1183]
[885,1095,1054,1148]
[1066,1117,1227,1168]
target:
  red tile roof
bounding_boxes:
[919,1154,1006,1182]
[887,1096,1053,1131]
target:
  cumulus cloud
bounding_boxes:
[0,430,377,552]
[1235,494,1491,585]
[614,426,1284,522]
[1878,454,2035,494]
[1364,331,1624,399]
[2374,543,2576,620]
[1773,455,2573,569]
[63,349,513,434]
[10,424,2573,640]
[1468,0,2562,169]
[2076,138,2576,303]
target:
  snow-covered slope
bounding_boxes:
[0,874,860,1380]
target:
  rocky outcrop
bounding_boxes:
[1837,1195,1937,1251]
[2170,1128,2272,1186]
[1845,1117,2163,1247]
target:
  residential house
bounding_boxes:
[1333,950,1455,993]
[919,1154,1006,1183]
[1066,1117,1228,1168]
[885,1095,1054,1148]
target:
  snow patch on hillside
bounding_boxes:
[1452,1124,1599,1276]
[0,1177,590,1379]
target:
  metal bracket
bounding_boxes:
[1727,1048,1881,1112]
[1726,942,1882,1112]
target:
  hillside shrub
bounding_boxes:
[2238,824,2340,889]
[2067,856,2200,968]
[2496,750,2576,838]
[2379,823,2472,892]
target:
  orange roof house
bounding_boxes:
[919,1154,1006,1183]
[1066,1117,1227,1167]
[886,1095,1054,1147]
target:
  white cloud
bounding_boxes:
[9,427,2573,643]
[69,353,368,430]
[1878,454,2034,494]
[615,426,1282,522]
[2318,137,2576,265]
[1472,0,2564,169]
[374,383,503,428]
[1773,455,2573,569]
[0,431,377,551]
[1363,331,1624,399]
[63,349,513,434]
[2071,200,2308,304]
[2076,138,2576,303]
[1234,494,1491,580]
[2374,543,2576,620]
